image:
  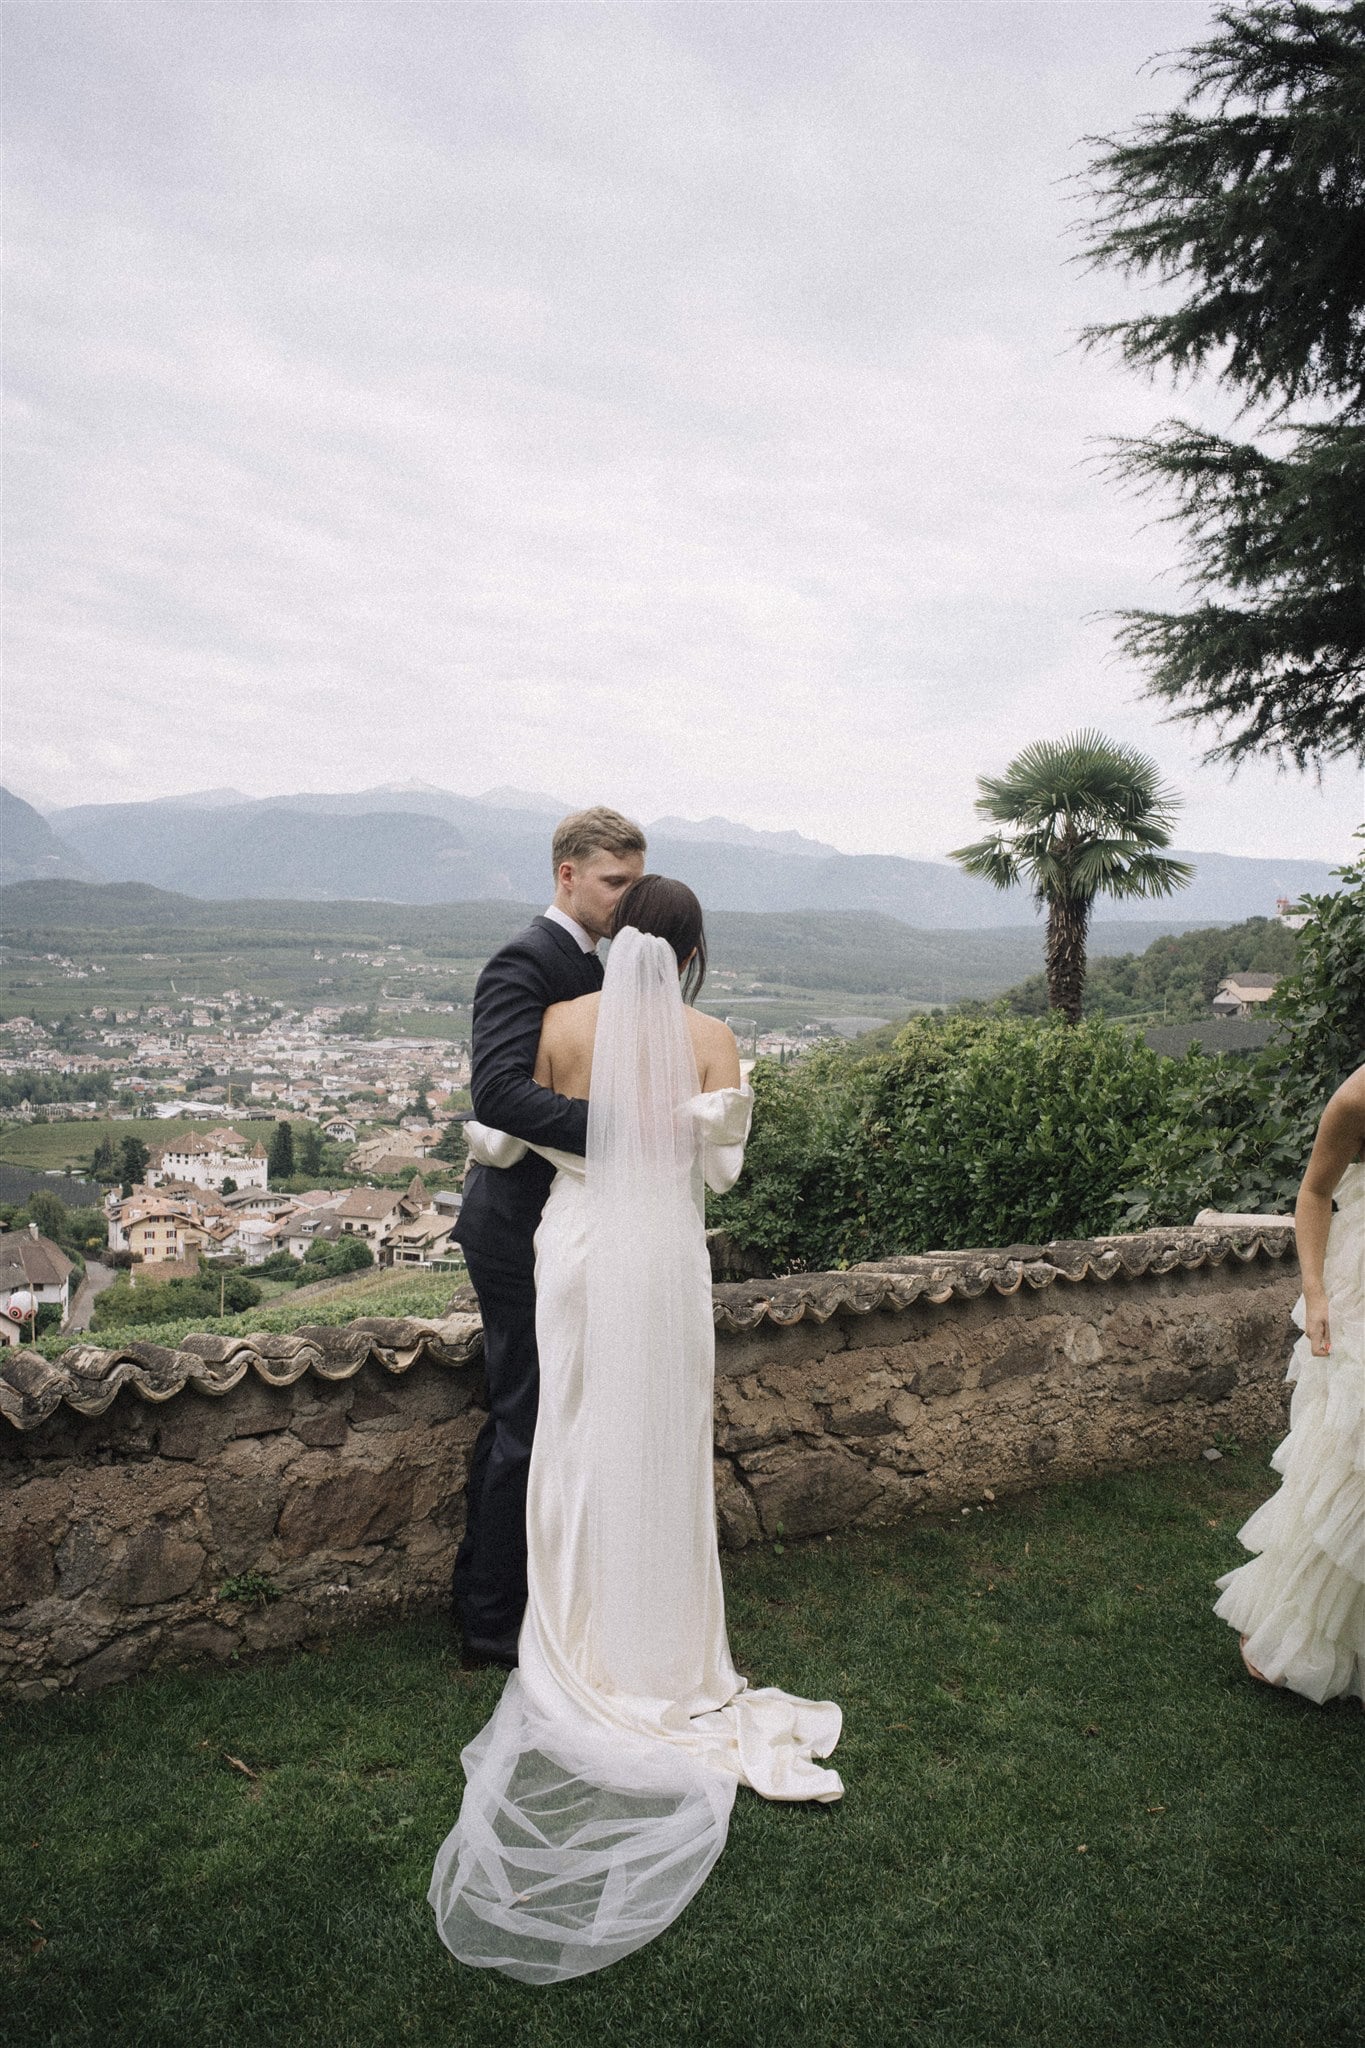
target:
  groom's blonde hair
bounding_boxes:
[551,806,647,872]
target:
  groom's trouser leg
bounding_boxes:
[451,1238,539,1646]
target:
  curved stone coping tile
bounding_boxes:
[0,1314,485,1434]
[2,1224,1295,1432]
[708,1223,1296,1335]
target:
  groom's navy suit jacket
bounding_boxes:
[454,916,604,1261]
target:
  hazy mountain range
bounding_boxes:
[0,879,1261,1006]
[0,783,1339,930]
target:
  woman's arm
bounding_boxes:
[1294,1067,1365,1357]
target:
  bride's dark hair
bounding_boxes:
[611,875,707,1001]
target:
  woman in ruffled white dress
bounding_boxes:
[1214,1064,1365,1704]
[429,878,843,1983]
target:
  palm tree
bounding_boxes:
[950,731,1193,1024]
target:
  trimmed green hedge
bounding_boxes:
[711,1016,1181,1270]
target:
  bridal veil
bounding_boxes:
[428,929,840,1984]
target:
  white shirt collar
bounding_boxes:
[543,904,598,953]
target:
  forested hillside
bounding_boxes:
[968,918,1299,1023]
[0,880,1226,1015]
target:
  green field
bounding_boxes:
[0,944,484,1028]
[0,1116,277,1175]
[41,1264,463,1356]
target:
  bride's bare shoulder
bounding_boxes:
[687,1007,741,1088]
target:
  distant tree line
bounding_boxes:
[0,1070,114,1110]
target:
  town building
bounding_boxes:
[145,1127,268,1193]
[383,1208,462,1269]
[334,1175,428,1252]
[0,1227,74,1344]
[1212,974,1280,1018]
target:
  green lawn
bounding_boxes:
[1,1457,1359,2048]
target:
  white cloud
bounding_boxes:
[4,1,1360,863]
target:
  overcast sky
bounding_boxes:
[5,1,1361,862]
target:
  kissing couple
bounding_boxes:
[429,807,843,1983]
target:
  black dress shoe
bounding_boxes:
[459,1635,519,1671]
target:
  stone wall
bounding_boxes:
[0,1226,1298,1701]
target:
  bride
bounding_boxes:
[428,876,843,1983]
[1213,1062,1365,1703]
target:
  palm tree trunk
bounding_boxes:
[1045,896,1090,1024]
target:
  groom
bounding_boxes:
[451,806,647,1666]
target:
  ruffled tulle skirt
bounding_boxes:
[1214,1173,1364,1704]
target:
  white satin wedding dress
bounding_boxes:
[1213,1159,1364,1703]
[428,930,843,1984]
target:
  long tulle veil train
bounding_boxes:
[427,929,744,1982]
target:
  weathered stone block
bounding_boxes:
[1104,1305,1157,1351]
[1233,1305,1294,1363]
[1058,1321,1103,1367]
[219,1431,299,1483]
[156,1398,237,1461]
[1171,1313,1235,1370]
[714,1382,793,1454]
[240,1597,309,1651]
[295,1411,349,1449]
[47,1607,107,1667]
[1142,1367,1192,1405]
[10,1677,62,1702]
[275,1465,416,1557]
[2,1524,57,1606]
[109,1525,206,1607]
[713,1460,762,1548]
[208,1468,284,1571]
[824,1397,899,1438]
[166,1620,238,1663]
[376,1362,476,1424]
[1190,1363,1238,1404]
[978,1332,1052,1390]
[349,1379,402,1426]
[908,1356,965,1397]
[227,1380,295,1438]
[740,1442,882,1539]
[73,1626,161,1690]
[54,1520,106,1597]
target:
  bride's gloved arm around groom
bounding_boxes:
[468,939,590,1155]
[690,1086,753,1196]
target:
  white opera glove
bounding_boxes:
[686,1086,754,1195]
[464,1120,529,1169]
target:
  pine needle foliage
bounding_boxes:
[949,732,1192,1023]
[1080,0,1365,770]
